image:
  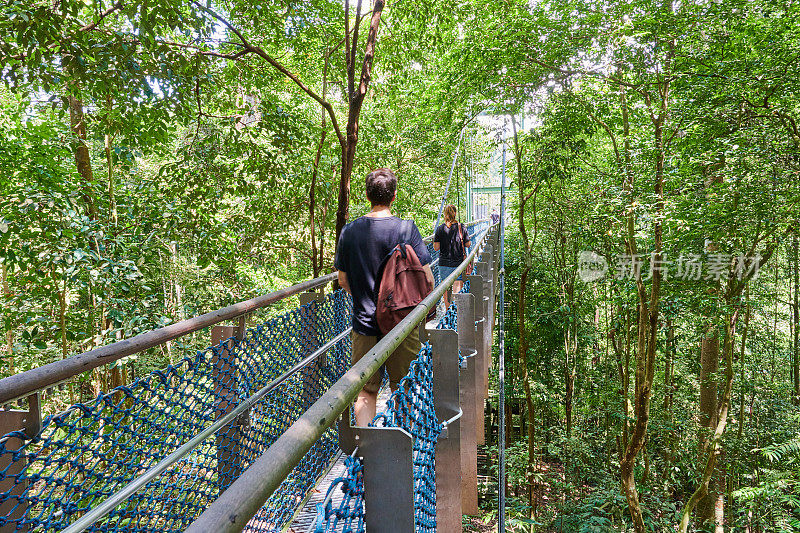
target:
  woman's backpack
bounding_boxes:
[375,221,434,335]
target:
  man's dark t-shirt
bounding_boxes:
[334,216,431,336]
[434,223,469,267]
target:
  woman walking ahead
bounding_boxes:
[433,205,471,307]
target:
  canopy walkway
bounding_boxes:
[0,216,506,533]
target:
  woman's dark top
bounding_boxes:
[434,222,470,267]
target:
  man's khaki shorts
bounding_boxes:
[351,329,421,393]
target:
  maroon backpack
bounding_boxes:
[375,221,434,335]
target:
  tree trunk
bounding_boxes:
[2,264,13,375]
[54,268,74,402]
[565,364,574,439]
[698,331,720,525]
[105,94,117,227]
[662,317,676,481]
[310,49,329,277]
[738,287,750,439]
[518,265,536,523]
[794,231,799,404]
[170,242,184,325]
[620,91,668,533]
[334,0,385,245]
[679,312,738,532]
[664,317,674,413]
[67,94,97,219]
[105,133,117,226]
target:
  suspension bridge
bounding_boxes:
[0,197,508,532]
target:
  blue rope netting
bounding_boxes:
[314,221,490,532]
[0,290,352,532]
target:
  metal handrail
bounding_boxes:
[0,272,338,405]
[184,224,496,533]
[60,326,353,533]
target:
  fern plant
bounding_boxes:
[732,436,800,531]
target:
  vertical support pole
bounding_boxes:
[455,292,479,515]
[476,262,492,398]
[499,120,507,533]
[429,328,462,531]
[0,394,39,533]
[299,291,325,411]
[466,176,473,223]
[469,271,488,446]
[212,324,247,493]
[359,427,415,532]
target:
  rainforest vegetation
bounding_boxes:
[2,0,800,531]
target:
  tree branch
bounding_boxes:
[192,1,345,147]
[353,0,385,110]
[349,0,364,102]
[80,1,123,32]
[523,54,642,89]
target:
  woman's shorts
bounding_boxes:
[438,264,463,282]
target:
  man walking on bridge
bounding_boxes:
[335,168,434,426]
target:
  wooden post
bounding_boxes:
[0,394,39,532]
[299,291,325,411]
[212,325,248,493]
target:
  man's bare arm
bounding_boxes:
[433,242,440,251]
[423,264,434,288]
[338,271,351,294]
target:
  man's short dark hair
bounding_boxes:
[365,168,397,207]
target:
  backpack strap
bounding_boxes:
[400,220,413,244]
[397,219,412,258]
[458,223,467,260]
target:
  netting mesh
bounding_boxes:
[313,222,490,532]
[0,290,352,532]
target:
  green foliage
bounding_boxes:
[3,0,800,529]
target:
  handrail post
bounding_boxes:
[211,325,247,493]
[481,247,495,330]
[299,291,325,411]
[359,427,415,532]
[454,292,478,515]
[490,224,499,280]
[468,271,488,446]
[429,328,461,531]
[476,261,493,399]
[0,394,39,532]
